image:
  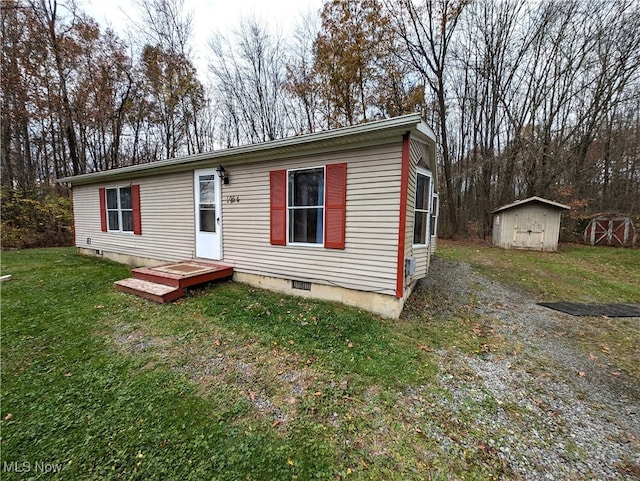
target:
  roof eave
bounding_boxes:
[492,196,571,213]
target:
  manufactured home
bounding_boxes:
[492,196,570,252]
[58,114,439,318]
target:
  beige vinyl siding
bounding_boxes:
[222,143,403,295]
[73,171,195,262]
[404,138,432,291]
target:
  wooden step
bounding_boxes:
[131,261,234,288]
[115,278,184,303]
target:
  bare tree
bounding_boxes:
[389,0,469,235]
[208,17,289,146]
[130,0,207,158]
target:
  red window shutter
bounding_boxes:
[270,170,287,245]
[132,184,142,235]
[99,187,107,232]
[324,163,347,249]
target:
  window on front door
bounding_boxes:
[198,174,216,233]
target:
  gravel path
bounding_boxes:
[421,258,640,480]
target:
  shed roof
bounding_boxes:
[492,196,570,213]
[58,113,435,187]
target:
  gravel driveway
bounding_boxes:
[421,258,640,480]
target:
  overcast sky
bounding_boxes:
[82,0,323,75]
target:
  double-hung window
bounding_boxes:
[106,187,134,232]
[288,167,324,244]
[100,185,141,235]
[413,169,432,245]
[270,163,346,249]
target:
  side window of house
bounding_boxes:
[288,167,324,244]
[413,170,431,245]
[100,185,141,235]
[430,193,439,237]
[106,187,133,232]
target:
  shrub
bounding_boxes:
[1,188,73,249]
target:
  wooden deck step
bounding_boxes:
[131,261,234,288]
[115,278,184,303]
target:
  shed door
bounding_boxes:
[513,211,545,249]
[194,169,222,259]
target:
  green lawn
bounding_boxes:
[1,248,494,480]
[436,241,640,303]
[1,245,638,480]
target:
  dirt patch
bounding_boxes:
[112,323,321,429]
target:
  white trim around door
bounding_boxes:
[194,169,222,259]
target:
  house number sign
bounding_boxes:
[226,195,240,203]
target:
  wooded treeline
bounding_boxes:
[2,0,639,244]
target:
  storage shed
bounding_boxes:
[492,196,570,251]
[58,114,439,318]
[584,214,637,247]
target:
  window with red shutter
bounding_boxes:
[100,185,141,235]
[99,187,107,232]
[270,164,346,248]
[324,163,347,249]
[132,184,142,235]
[270,170,287,245]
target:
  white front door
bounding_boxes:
[194,169,222,259]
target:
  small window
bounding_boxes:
[288,167,324,244]
[106,187,133,232]
[413,171,431,245]
[430,193,439,237]
[198,174,216,233]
